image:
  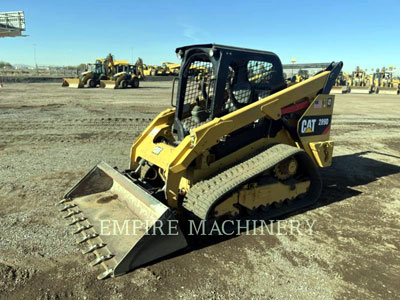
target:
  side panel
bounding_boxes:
[297,94,335,167]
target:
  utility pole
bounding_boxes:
[33,43,38,74]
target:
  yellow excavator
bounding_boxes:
[100,58,145,89]
[59,44,342,280]
[62,54,117,88]
[371,68,400,95]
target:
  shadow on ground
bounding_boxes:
[143,151,400,269]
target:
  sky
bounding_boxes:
[1,0,399,73]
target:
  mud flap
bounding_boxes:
[59,161,187,279]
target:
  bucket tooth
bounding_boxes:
[60,203,76,212]
[74,225,92,234]
[58,198,72,205]
[77,233,99,244]
[82,243,107,254]
[68,217,86,226]
[97,269,113,280]
[64,210,81,219]
[90,254,114,267]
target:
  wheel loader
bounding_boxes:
[371,68,399,95]
[100,58,145,89]
[348,67,372,94]
[59,44,342,280]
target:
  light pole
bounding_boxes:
[291,58,296,77]
[33,43,38,73]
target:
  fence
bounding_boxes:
[0,67,80,78]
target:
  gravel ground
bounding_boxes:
[0,83,399,299]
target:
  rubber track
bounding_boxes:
[183,144,304,219]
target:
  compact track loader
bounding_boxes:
[59,44,342,279]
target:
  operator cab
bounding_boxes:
[173,44,286,140]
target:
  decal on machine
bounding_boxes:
[298,115,331,136]
[152,146,163,155]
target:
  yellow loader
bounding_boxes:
[331,71,350,94]
[100,58,145,89]
[372,68,400,95]
[59,44,342,279]
[62,59,107,88]
[348,67,372,94]
[62,54,117,88]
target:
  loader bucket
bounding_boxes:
[349,86,372,94]
[331,86,346,94]
[62,78,84,88]
[59,161,188,279]
[376,87,400,95]
[100,80,118,89]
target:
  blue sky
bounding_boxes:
[1,0,399,73]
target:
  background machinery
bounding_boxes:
[331,71,350,94]
[142,62,181,76]
[142,64,163,76]
[371,68,399,95]
[59,44,342,279]
[100,58,145,89]
[161,62,181,75]
[349,67,372,94]
[291,69,310,83]
[62,54,118,88]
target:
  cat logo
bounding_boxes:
[301,119,316,134]
[298,115,331,137]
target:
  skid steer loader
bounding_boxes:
[59,44,342,280]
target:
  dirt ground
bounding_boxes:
[0,82,399,300]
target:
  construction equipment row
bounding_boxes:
[62,54,144,89]
[331,67,399,95]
